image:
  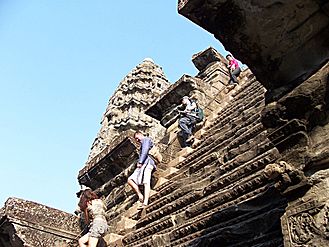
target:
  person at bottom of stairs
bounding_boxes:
[78,189,108,247]
[179,96,197,148]
[128,130,156,210]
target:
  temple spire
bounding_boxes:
[86,59,170,163]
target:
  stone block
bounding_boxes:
[207,100,222,112]
[104,233,123,246]
[116,217,137,234]
[177,147,194,157]
[167,131,179,145]
[195,129,207,139]
[154,177,169,189]
[125,203,140,219]
[159,167,179,178]
[204,107,215,118]
[167,121,179,134]
[150,189,157,198]
[204,112,218,124]
[192,47,225,71]
[167,156,186,167]
[151,233,171,247]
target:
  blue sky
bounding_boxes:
[0,1,226,213]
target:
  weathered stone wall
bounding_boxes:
[0,198,80,247]
[262,62,329,246]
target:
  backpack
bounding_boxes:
[191,99,204,123]
[149,145,163,164]
[195,107,204,123]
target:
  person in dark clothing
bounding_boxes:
[226,54,241,86]
[178,96,197,148]
[128,131,156,209]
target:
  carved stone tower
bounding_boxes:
[87,58,170,164]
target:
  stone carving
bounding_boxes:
[289,212,321,244]
[281,170,329,247]
[260,62,329,175]
[264,161,306,192]
[86,58,170,164]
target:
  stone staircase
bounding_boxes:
[104,76,285,246]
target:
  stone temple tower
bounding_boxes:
[86,58,170,164]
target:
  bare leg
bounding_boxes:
[143,182,151,205]
[128,178,143,202]
[78,234,89,247]
[88,237,99,247]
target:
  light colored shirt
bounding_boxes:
[184,100,197,113]
[87,199,107,220]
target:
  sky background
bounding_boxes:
[0,1,227,213]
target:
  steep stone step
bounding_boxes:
[106,193,137,222]
[142,146,277,228]
[205,81,264,131]
[153,177,169,190]
[192,77,260,139]
[147,115,266,204]
[117,76,268,246]
[185,150,280,218]
[176,147,194,157]
[156,167,179,179]
[166,156,186,167]
[123,181,271,247]
[179,122,265,173]
[204,88,265,136]
[196,105,265,153]
[121,114,275,243]
[125,201,143,219]
[171,199,285,247]
[122,147,280,246]
[120,135,270,237]
[210,80,260,117]
[148,122,268,211]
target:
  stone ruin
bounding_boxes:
[1,1,328,246]
[0,198,80,247]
